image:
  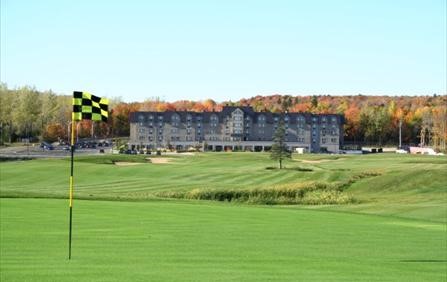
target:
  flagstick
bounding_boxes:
[69,120,76,260]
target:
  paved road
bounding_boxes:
[0,145,109,158]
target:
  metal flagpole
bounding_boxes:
[68,120,76,260]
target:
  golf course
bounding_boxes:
[0,153,446,281]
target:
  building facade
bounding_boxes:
[129,106,344,153]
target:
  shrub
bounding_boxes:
[154,181,356,205]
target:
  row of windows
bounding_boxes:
[321,138,339,144]
[139,120,338,130]
[139,135,338,144]
[138,114,338,124]
[141,127,337,136]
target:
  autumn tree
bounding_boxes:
[43,123,65,142]
[431,106,447,152]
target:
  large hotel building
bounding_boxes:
[129,106,344,153]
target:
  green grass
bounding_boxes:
[0,153,446,281]
[0,153,445,222]
[1,198,446,282]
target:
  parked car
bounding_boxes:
[40,142,54,150]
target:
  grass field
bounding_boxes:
[0,153,446,281]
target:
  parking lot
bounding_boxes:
[0,143,110,159]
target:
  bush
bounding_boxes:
[155,181,354,205]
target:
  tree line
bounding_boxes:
[0,84,446,152]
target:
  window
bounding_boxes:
[332,117,337,123]
[331,138,337,143]
[322,138,327,144]
[171,114,180,123]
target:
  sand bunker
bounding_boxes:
[114,162,144,166]
[301,160,328,164]
[147,158,173,164]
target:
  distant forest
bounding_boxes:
[0,84,446,151]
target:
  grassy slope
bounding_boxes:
[0,153,445,222]
[1,198,446,282]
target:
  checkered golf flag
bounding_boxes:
[72,91,108,122]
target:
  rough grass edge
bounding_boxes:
[154,171,382,205]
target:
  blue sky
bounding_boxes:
[1,0,446,102]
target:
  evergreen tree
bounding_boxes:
[270,120,291,169]
[311,95,318,109]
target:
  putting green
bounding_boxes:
[1,198,446,281]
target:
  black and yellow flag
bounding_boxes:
[72,91,108,122]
